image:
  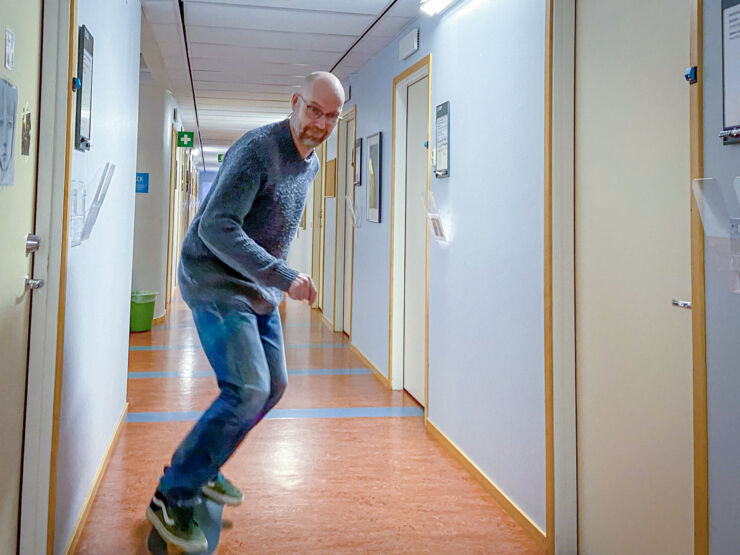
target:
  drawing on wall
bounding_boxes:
[0,78,18,187]
[21,106,30,156]
[366,132,382,223]
[70,162,116,247]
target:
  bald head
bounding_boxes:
[301,72,345,105]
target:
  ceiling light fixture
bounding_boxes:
[420,0,454,16]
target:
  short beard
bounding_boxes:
[298,130,325,148]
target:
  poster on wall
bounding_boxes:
[723,0,740,131]
[0,78,17,187]
[435,101,450,177]
[75,25,94,151]
[366,132,382,223]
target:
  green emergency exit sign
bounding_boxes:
[177,131,194,148]
[218,153,224,163]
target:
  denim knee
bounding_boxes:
[220,381,270,422]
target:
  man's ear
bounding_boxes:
[290,93,300,115]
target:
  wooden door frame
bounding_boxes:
[345,113,357,336]
[332,105,356,334]
[689,0,708,552]
[387,55,431,406]
[165,124,177,308]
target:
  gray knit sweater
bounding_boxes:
[178,119,318,314]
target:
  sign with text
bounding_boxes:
[177,131,194,148]
[136,173,149,194]
[723,0,740,130]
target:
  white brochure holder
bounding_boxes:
[692,177,740,294]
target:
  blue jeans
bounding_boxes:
[158,302,287,501]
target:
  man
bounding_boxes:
[146,72,345,552]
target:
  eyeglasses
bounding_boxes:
[298,95,342,124]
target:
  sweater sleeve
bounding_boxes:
[197,146,299,291]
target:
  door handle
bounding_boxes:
[672,299,691,309]
[25,275,45,291]
[26,233,40,254]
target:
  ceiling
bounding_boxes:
[141,0,423,171]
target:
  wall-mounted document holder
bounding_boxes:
[433,101,450,178]
[70,162,116,247]
[692,177,740,294]
[719,128,740,145]
[423,190,448,243]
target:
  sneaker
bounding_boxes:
[146,491,208,553]
[201,474,244,506]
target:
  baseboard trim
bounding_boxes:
[349,344,390,389]
[152,315,166,326]
[425,419,547,551]
[320,313,333,330]
[64,402,128,554]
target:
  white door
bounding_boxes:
[403,76,429,405]
[342,117,355,335]
[333,110,355,334]
[0,1,43,551]
[311,144,324,309]
[575,1,694,552]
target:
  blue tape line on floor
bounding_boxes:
[127,368,372,379]
[129,343,350,351]
[126,406,423,423]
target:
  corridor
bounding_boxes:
[74,296,542,553]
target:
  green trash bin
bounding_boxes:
[130,290,158,332]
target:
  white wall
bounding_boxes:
[54,0,141,552]
[347,0,546,530]
[198,169,217,204]
[703,1,740,552]
[132,34,179,318]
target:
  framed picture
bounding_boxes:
[354,137,362,184]
[366,132,382,223]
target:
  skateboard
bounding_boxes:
[147,498,224,554]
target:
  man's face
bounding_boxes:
[291,84,343,149]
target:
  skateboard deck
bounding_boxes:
[147,498,224,554]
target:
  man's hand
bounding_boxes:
[288,273,317,304]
